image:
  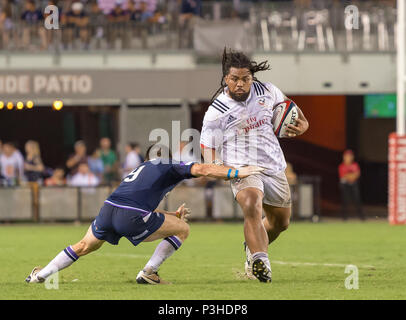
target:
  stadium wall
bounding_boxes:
[0,52,395,103]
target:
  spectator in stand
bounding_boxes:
[97,0,126,15]
[338,149,364,221]
[133,142,144,162]
[0,142,25,186]
[66,140,88,176]
[24,140,45,183]
[63,1,90,49]
[133,0,157,13]
[69,162,100,187]
[21,0,47,50]
[108,0,130,21]
[178,0,201,48]
[0,1,13,50]
[88,148,104,180]
[99,137,117,184]
[89,0,106,48]
[129,0,153,22]
[121,142,141,178]
[107,0,130,48]
[45,167,66,186]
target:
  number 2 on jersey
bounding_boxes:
[124,165,145,182]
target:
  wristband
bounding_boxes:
[234,170,239,179]
[227,169,232,179]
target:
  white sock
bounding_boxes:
[144,236,182,273]
[245,242,252,263]
[252,252,271,270]
[37,246,79,279]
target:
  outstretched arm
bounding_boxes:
[190,163,264,180]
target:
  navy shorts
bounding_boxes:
[91,202,165,246]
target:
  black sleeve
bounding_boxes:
[171,162,196,179]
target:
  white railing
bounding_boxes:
[0,1,397,54]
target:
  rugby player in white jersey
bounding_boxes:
[200,49,309,282]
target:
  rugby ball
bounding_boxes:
[272,100,299,138]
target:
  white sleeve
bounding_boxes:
[265,83,286,106]
[200,113,224,149]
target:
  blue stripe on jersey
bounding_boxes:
[257,81,267,94]
[253,82,260,96]
[255,82,263,96]
[214,99,229,110]
[254,82,264,96]
[212,100,228,112]
[211,104,226,113]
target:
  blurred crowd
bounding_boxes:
[0,136,299,190]
[0,0,396,51]
[0,0,213,50]
[0,137,145,187]
[0,0,202,50]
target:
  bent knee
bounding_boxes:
[74,240,91,256]
[239,198,263,219]
[176,222,190,242]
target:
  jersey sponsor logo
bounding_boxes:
[258,98,266,106]
[241,116,269,134]
[227,114,237,125]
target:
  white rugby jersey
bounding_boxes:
[200,81,287,174]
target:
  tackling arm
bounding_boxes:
[190,163,264,180]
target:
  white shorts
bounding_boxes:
[230,171,291,208]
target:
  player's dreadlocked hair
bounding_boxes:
[210,47,271,102]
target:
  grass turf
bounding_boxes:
[0,221,405,300]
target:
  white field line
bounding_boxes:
[95,253,377,270]
[272,260,376,269]
[94,253,150,259]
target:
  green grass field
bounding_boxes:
[1,221,405,300]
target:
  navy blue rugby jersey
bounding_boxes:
[106,159,196,213]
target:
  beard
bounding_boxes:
[229,90,250,102]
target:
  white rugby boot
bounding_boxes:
[243,242,257,280]
[136,267,170,285]
[25,267,45,283]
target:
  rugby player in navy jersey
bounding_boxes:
[26,145,263,285]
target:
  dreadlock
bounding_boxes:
[210,47,271,102]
